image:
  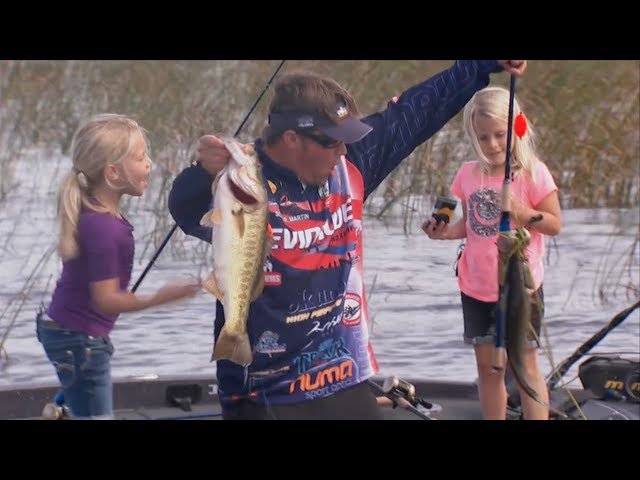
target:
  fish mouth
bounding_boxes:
[228,177,259,205]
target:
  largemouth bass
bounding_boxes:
[200,137,270,366]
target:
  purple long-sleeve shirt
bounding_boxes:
[47,210,135,337]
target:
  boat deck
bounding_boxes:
[1,375,483,420]
[108,396,483,420]
[3,374,637,420]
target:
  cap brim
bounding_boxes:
[318,117,373,144]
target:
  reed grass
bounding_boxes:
[0,60,638,273]
[1,60,637,210]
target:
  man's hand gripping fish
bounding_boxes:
[200,137,271,366]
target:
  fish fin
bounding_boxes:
[200,210,213,227]
[200,209,223,227]
[242,143,256,156]
[203,272,224,299]
[212,328,253,366]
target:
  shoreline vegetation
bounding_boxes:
[1,61,637,208]
[0,60,638,283]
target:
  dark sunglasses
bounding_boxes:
[296,130,342,149]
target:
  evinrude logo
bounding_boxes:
[271,199,354,250]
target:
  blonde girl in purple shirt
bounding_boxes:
[37,114,201,419]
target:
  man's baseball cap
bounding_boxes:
[268,102,373,144]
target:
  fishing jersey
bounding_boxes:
[168,60,503,407]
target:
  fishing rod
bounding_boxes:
[159,378,439,421]
[492,74,519,371]
[367,377,435,420]
[131,60,287,293]
[546,300,640,390]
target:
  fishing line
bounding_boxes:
[131,60,286,292]
[493,74,518,371]
[542,312,587,419]
[0,244,56,355]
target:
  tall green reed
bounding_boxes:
[1,60,638,253]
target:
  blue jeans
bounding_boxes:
[36,311,115,419]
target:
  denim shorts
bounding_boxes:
[36,311,115,419]
[461,286,545,348]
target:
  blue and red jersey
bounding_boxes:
[168,60,502,406]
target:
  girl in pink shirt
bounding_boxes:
[422,86,562,420]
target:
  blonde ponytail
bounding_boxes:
[56,113,144,261]
[56,168,109,261]
[56,171,84,261]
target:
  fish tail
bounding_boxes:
[212,328,253,366]
[508,360,569,419]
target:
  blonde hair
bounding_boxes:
[57,113,149,261]
[463,86,539,180]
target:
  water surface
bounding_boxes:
[1,149,638,391]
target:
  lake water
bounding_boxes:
[1,148,638,391]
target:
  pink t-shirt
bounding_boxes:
[450,160,558,302]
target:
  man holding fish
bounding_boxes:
[168,60,527,420]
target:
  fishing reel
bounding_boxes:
[382,376,435,411]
